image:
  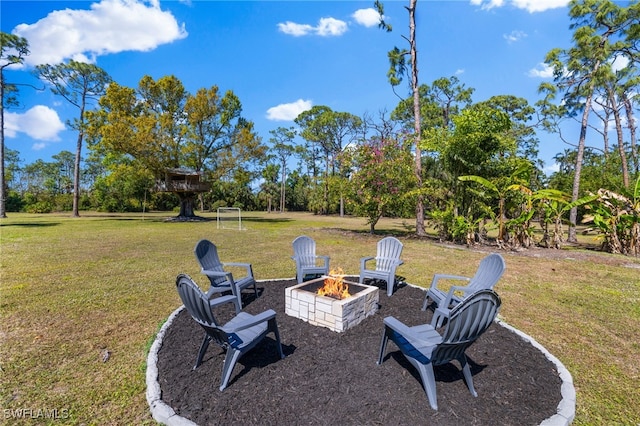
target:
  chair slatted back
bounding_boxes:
[292,236,317,268]
[194,239,227,286]
[432,289,501,366]
[176,274,230,347]
[376,237,403,271]
[468,253,505,292]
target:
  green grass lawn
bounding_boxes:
[1,211,638,425]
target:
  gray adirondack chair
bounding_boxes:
[194,239,258,314]
[421,253,505,326]
[378,289,501,410]
[359,236,404,296]
[176,273,285,391]
[291,235,331,284]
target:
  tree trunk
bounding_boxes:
[177,193,197,218]
[280,157,286,213]
[608,87,629,188]
[323,159,329,215]
[0,70,6,218]
[569,88,595,243]
[409,0,426,237]
[72,130,83,217]
[622,94,638,176]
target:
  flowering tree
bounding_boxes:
[343,137,414,233]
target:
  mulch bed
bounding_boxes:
[157,279,562,425]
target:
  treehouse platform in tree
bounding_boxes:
[155,168,210,194]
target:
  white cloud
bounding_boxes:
[316,17,348,36]
[527,63,554,78]
[470,0,505,10]
[352,8,382,28]
[471,0,568,13]
[278,17,348,37]
[12,0,188,67]
[512,0,569,13]
[544,162,560,175]
[32,142,48,151]
[611,54,629,73]
[266,99,313,121]
[4,106,66,146]
[277,21,315,37]
[455,69,465,76]
[504,30,527,43]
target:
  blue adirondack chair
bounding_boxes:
[359,236,404,296]
[422,253,505,326]
[175,273,285,391]
[291,235,330,284]
[194,239,258,313]
[378,289,501,410]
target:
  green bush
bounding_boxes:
[25,200,54,213]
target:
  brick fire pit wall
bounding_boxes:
[284,278,379,332]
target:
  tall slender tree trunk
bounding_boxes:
[323,158,329,215]
[569,89,594,243]
[280,158,286,212]
[0,71,6,218]
[569,53,604,243]
[622,94,638,175]
[72,128,83,217]
[409,0,425,237]
[608,88,630,189]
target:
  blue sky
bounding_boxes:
[2,0,577,173]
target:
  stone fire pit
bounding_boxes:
[285,276,379,332]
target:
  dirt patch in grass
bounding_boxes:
[156,279,562,425]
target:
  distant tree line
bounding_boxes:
[1,0,639,255]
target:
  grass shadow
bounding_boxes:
[0,222,61,228]
[241,216,294,224]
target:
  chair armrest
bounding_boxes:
[441,284,476,308]
[201,269,230,277]
[201,269,233,283]
[360,256,374,270]
[383,316,441,350]
[429,274,471,290]
[317,255,330,267]
[431,305,451,328]
[208,294,238,309]
[226,309,277,333]
[223,262,254,278]
[383,316,414,335]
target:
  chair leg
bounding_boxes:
[269,318,285,359]
[415,362,439,410]
[219,349,242,391]
[387,277,394,296]
[431,311,445,329]
[421,293,431,311]
[377,329,389,365]
[194,334,211,370]
[459,356,478,397]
